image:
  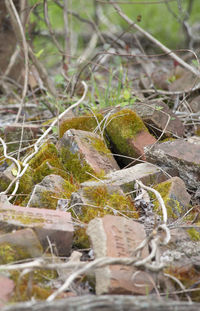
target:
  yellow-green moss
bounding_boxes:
[73,186,138,248]
[59,113,103,138]
[164,266,200,302]
[160,137,176,143]
[38,179,77,210]
[187,228,200,241]
[33,159,69,184]
[150,180,183,219]
[29,142,59,169]
[105,109,148,161]
[0,243,34,264]
[59,147,95,183]
[0,208,45,225]
[10,269,57,302]
[89,135,112,157]
[195,127,200,136]
[83,186,138,219]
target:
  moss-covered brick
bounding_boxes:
[150,180,185,220]
[72,185,138,248]
[59,147,95,183]
[105,109,151,164]
[59,113,103,138]
[29,142,59,169]
[33,159,69,184]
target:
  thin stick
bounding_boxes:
[109,0,200,77]
[0,81,88,199]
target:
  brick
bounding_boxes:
[0,275,15,308]
[27,174,72,209]
[145,139,200,189]
[87,215,154,294]
[0,163,15,192]
[57,129,119,176]
[0,203,73,256]
[132,101,184,137]
[189,95,200,113]
[169,69,197,92]
[70,184,138,219]
[153,177,191,219]
[105,109,156,166]
[0,228,43,264]
[81,162,169,194]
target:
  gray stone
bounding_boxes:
[145,139,200,190]
[81,162,169,193]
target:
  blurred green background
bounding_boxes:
[29,0,200,67]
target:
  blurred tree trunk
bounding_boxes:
[0,0,24,86]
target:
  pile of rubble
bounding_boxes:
[0,95,200,308]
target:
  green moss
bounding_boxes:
[89,135,112,157]
[150,180,183,219]
[29,142,59,169]
[29,179,77,210]
[105,109,148,162]
[0,209,45,225]
[33,159,69,184]
[187,228,200,241]
[195,127,200,137]
[10,268,57,302]
[59,147,94,183]
[59,113,103,138]
[73,186,138,248]
[0,243,33,264]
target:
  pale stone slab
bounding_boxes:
[82,162,169,193]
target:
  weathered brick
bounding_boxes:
[81,162,169,194]
[152,177,191,219]
[105,109,156,166]
[0,275,15,308]
[57,129,119,181]
[0,203,73,256]
[0,228,43,264]
[132,101,184,137]
[87,215,153,294]
[27,174,74,209]
[145,139,200,189]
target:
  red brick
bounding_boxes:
[82,162,169,193]
[0,276,15,308]
[133,101,184,137]
[0,229,43,264]
[0,203,73,256]
[87,215,154,295]
[57,129,119,175]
